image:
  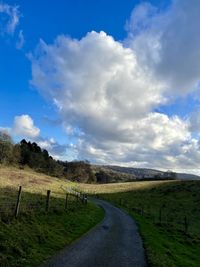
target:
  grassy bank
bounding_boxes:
[2,166,199,266]
[0,166,104,266]
[98,181,200,267]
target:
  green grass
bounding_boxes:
[1,166,200,266]
[99,181,200,267]
[0,190,104,267]
[0,166,104,266]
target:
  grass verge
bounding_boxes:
[0,191,104,267]
[99,181,200,267]
[0,166,104,267]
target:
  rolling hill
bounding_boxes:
[92,165,200,182]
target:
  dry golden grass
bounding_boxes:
[0,165,73,198]
[76,180,175,194]
[0,165,175,197]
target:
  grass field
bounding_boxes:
[77,179,174,194]
[81,180,200,267]
[0,166,104,266]
[0,165,73,196]
[1,165,200,266]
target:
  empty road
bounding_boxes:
[44,198,147,267]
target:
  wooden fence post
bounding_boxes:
[14,186,22,219]
[46,190,51,213]
[65,193,69,210]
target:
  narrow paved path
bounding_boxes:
[44,199,147,267]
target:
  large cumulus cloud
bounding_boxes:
[30,0,200,174]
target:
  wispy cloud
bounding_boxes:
[0,2,20,35]
[16,29,25,49]
[0,2,25,48]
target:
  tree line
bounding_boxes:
[0,131,95,182]
[0,131,177,183]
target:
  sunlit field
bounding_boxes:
[77,179,175,194]
[0,166,104,266]
[0,165,73,197]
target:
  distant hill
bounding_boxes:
[92,165,200,183]
[176,172,200,180]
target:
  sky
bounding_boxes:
[1,0,200,174]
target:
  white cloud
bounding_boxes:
[31,31,165,133]
[29,1,200,173]
[127,0,200,94]
[16,30,25,49]
[12,115,40,138]
[188,109,200,133]
[75,113,195,169]
[0,2,20,35]
[11,115,67,159]
[37,137,68,160]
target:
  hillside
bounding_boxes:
[1,133,199,184]
[92,165,200,182]
[0,165,71,196]
[176,172,200,180]
[0,165,104,266]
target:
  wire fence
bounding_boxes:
[98,195,200,238]
[122,199,199,236]
[0,186,88,222]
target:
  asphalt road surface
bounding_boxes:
[44,198,147,267]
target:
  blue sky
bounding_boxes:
[0,0,150,141]
[0,0,168,142]
[1,0,200,174]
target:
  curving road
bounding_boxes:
[44,199,147,267]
